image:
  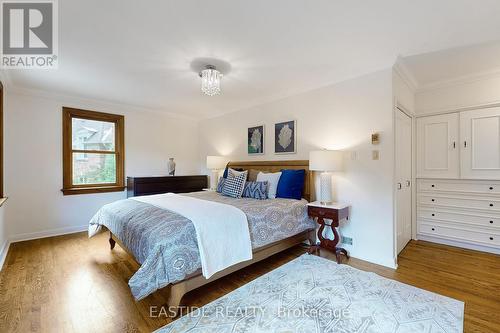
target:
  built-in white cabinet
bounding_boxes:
[417,107,500,180]
[416,106,500,255]
[416,179,500,254]
[460,107,500,179]
[416,113,459,179]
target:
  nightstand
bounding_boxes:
[307,201,350,264]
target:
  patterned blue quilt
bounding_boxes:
[89,191,315,300]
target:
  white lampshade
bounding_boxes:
[206,156,227,170]
[309,150,343,172]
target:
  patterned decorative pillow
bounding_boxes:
[216,177,226,193]
[222,171,248,198]
[228,168,246,179]
[223,167,245,178]
[242,181,269,200]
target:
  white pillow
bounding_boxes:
[256,171,282,199]
[228,168,247,179]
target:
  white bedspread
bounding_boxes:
[132,193,252,279]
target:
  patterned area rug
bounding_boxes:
[156,254,464,333]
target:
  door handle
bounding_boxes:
[453,141,456,149]
[406,180,411,187]
[464,141,467,148]
[397,183,402,190]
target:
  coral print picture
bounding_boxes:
[248,125,264,154]
[274,120,296,154]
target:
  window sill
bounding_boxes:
[0,197,7,207]
[61,186,126,196]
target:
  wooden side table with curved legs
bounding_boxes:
[307,201,350,264]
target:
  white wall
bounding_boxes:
[4,90,200,240]
[199,69,397,268]
[416,74,500,115]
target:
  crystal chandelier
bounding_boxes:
[199,65,222,96]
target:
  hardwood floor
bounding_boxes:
[0,232,499,333]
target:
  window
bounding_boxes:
[62,107,125,195]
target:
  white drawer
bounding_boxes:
[419,221,500,247]
[418,194,500,212]
[418,179,500,195]
[418,209,500,230]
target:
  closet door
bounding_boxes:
[417,113,459,179]
[395,109,412,254]
[461,107,500,180]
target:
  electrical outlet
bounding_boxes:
[341,236,353,245]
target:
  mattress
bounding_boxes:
[88,191,315,300]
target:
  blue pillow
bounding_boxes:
[216,177,226,193]
[242,181,269,200]
[276,169,305,200]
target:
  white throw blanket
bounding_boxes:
[132,193,253,279]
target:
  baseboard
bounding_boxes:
[348,252,398,270]
[8,225,88,243]
[418,234,500,255]
[0,239,10,270]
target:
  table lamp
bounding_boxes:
[309,150,343,204]
[206,156,227,190]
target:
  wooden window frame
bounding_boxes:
[62,107,125,195]
[0,81,5,205]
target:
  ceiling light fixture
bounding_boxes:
[199,65,222,96]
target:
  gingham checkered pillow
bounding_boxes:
[222,171,248,198]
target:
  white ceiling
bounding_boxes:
[403,41,500,88]
[4,0,500,119]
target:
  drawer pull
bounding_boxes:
[490,220,494,224]
[431,184,435,188]
[431,199,435,202]
[490,187,494,190]
[490,203,494,207]
[490,237,494,241]
[431,228,435,231]
[431,213,435,217]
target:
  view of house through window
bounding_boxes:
[72,118,117,185]
[62,107,124,195]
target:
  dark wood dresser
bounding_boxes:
[127,176,208,198]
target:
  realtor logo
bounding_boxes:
[1,0,58,68]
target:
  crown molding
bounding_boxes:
[6,84,199,121]
[415,99,500,117]
[393,57,419,92]
[416,67,500,93]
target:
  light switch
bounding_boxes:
[372,150,379,160]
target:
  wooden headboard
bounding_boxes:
[227,160,315,202]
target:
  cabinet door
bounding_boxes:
[416,113,459,178]
[460,107,500,179]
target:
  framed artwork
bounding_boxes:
[274,120,296,154]
[248,125,264,155]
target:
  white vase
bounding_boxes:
[167,158,176,176]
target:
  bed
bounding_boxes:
[89,160,316,313]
